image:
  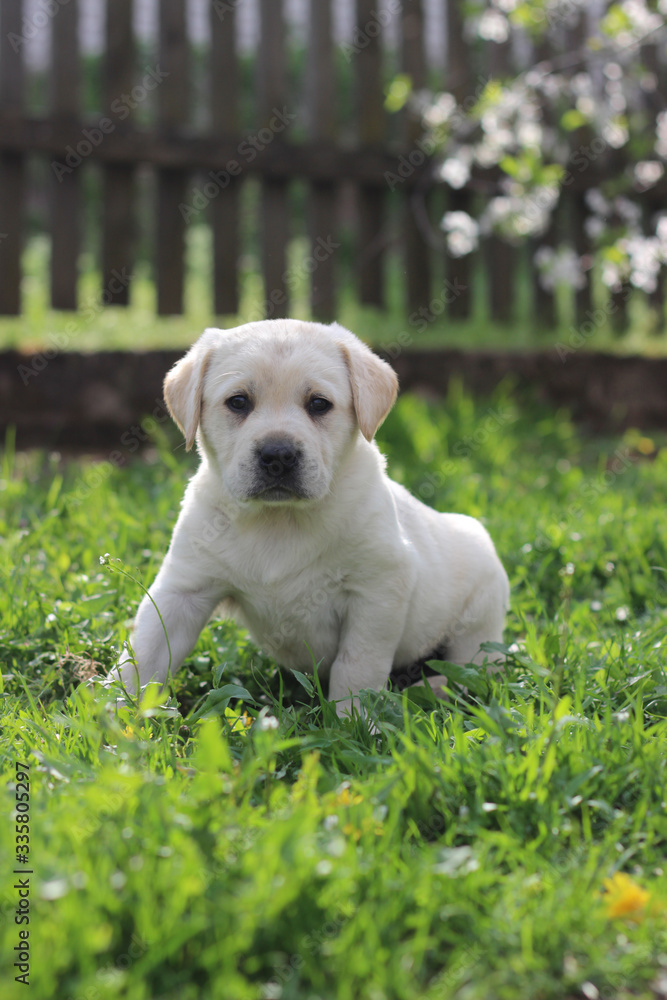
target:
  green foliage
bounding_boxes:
[1,392,667,999]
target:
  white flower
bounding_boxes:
[585,217,606,239]
[534,245,586,291]
[624,235,663,292]
[517,121,543,148]
[441,211,479,257]
[570,73,593,97]
[423,92,457,129]
[656,215,667,247]
[634,160,664,189]
[615,197,641,227]
[601,260,623,290]
[439,157,470,189]
[478,8,510,42]
[602,120,629,148]
[585,189,609,216]
[603,62,623,81]
[608,92,627,114]
[655,111,667,158]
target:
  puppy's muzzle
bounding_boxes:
[258,439,301,478]
[250,438,308,500]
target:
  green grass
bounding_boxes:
[2,387,667,1000]
[3,227,667,358]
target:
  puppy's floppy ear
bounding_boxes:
[335,328,398,441]
[164,328,220,451]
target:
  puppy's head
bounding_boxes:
[164,319,397,504]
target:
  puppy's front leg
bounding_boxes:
[328,592,408,717]
[110,558,223,693]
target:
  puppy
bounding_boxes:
[110,319,509,713]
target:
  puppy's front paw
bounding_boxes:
[334,697,380,735]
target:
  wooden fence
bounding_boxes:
[0,0,664,329]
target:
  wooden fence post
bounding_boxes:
[51,0,80,311]
[484,34,516,324]
[210,0,241,316]
[566,6,594,330]
[445,0,473,320]
[529,36,557,330]
[307,0,337,321]
[401,0,431,315]
[0,1,24,315]
[355,0,386,309]
[157,0,188,316]
[258,0,289,319]
[102,0,135,307]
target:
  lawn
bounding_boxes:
[1,386,667,1000]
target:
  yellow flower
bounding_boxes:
[335,787,363,807]
[342,816,383,840]
[224,707,253,735]
[602,872,650,920]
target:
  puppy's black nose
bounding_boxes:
[258,441,299,478]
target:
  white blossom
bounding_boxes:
[602,120,629,148]
[603,63,623,81]
[585,189,610,216]
[656,215,667,246]
[478,9,510,42]
[623,235,664,293]
[417,4,667,296]
[441,211,479,257]
[601,260,623,291]
[615,197,641,227]
[634,160,664,189]
[422,92,457,129]
[534,245,586,291]
[584,217,606,240]
[439,157,470,189]
[655,111,667,158]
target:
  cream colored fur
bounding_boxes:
[109,319,509,715]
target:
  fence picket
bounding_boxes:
[0,1,24,315]
[444,0,472,319]
[258,0,289,319]
[401,0,431,315]
[530,36,557,330]
[485,35,516,324]
[102,0,135,307]
[157,0,188,316]
[51,0,80,311]
[210,0,241,315]
[307,0,337,321]
[356,0,386,308]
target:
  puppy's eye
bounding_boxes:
[226,394,251,414]
[308,397,332,416]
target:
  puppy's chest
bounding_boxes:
[202,519,353,668]
[227,564,348,671]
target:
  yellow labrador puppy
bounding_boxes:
[110,319,509,713]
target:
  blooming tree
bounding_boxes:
[408,0,667,314]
